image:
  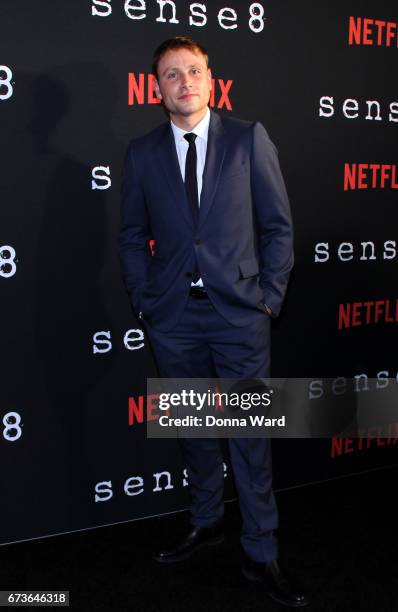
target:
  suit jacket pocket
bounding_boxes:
[239,257,259,279]
[220,161,248,182]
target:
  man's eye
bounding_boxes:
[167,72,177,79]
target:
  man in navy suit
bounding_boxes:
[119,36,308,607]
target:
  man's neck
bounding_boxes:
[170,108,209,132]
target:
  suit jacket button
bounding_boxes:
[138,311,143,319]
[194,239,201,245]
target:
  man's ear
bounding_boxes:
[207,68,212,90]
[154,79,162,100]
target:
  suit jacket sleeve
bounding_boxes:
[251,122,294,317]
[118,142,152,313]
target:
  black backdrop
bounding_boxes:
[1,1,398,545]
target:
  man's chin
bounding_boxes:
[176,103,206,117]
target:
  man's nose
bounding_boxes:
[180,72,192,88]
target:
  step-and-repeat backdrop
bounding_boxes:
[1,1,397,545]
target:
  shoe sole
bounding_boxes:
[153,535,225,564]
[242,568,309,608]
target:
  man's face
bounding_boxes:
[154,47,212,126]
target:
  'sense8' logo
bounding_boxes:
[0,246,17,278]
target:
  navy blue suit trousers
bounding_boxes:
[144,296,278,562]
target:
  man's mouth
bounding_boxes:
[178,93,198,100]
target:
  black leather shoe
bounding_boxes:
[153,524,224,563]
[242,557,309,607]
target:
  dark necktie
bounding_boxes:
[184,133,201,283]
[184,133,199,223]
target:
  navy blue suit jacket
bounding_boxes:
[119,110,293,331]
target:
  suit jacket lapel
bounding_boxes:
[199,110,226,230]
[154,123,194,229]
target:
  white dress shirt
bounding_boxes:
[170,107,210,287]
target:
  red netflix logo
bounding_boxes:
[128,394,167,426]
[128,73,233,110]
[344,163,398,190]
[348,16,398,47]
[128,389,225,426]
[338,299,398,330]
[331,423,398,458]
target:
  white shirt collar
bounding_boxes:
[170,107,211,143]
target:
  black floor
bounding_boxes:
[1,465,397,611]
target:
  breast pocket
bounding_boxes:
[220,161,248,183]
